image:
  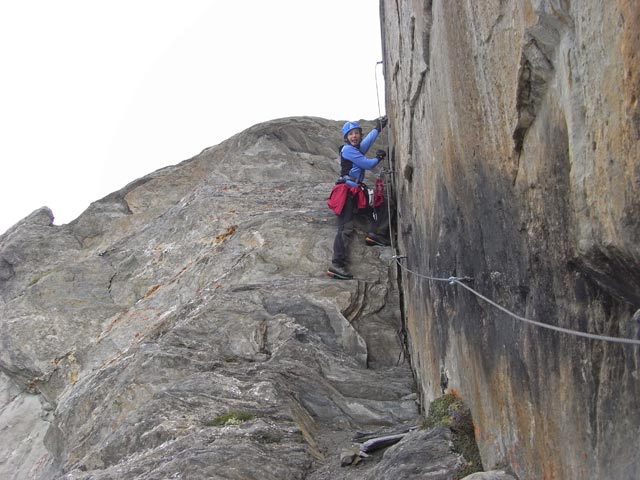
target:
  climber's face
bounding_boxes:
[346,129,362,146]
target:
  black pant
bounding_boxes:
[332,193,389,267]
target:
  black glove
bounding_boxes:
[376,115,388,131]
[375,149,387,160]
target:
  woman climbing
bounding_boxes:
[327,116,389,280]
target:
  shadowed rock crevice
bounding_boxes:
[512,6,575,156]
[0,257,14,281]
[513,35,556,154]
[570,246,640,307]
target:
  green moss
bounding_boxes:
[204,411,254,427]
[424,393,459,429]
[452,434,483,479]
[424,394,483,479]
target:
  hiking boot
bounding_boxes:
[327,265,353,280]
[365,232,390,247]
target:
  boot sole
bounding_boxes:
[326,270,353,280]
[365,237,388,247]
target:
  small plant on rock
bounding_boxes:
[204,410,254,427]
[424,393,483,479]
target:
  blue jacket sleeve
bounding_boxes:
[359,129,379,154]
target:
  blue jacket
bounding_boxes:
[341,129,380,187]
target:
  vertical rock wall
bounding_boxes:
[381,1,640,478]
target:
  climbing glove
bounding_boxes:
[376,115,388,131]
[375,149,387,161]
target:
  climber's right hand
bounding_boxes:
[376,116,388,131]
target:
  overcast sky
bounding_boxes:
[0,1,385,234]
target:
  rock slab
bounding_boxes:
[0,117,474,479]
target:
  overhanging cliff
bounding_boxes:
[381,1,640,479]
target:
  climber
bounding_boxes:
[326,117,390,280]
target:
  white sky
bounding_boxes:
[0,1,385,234]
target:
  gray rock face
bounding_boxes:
[0,117,472,479]
[381,1,640,479]
[463,472,517,480]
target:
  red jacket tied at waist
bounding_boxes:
[327,183,367,215]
